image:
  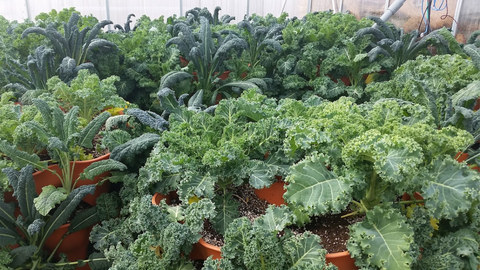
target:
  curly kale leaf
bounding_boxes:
[347,207,414,270]
[284,153,352,216]
[415,229,480,270]
[422,156,480,220]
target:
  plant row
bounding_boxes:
[0,6,480,270]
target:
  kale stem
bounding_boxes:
[365,171,377,205]
[232,193,248,205]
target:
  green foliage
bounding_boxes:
[90,195,199,269]
[347,207,414,270]
[365,54,480,128]
[272,11,373,99]
[48,69,128,121]
[221,212,333,270]
[356,17,455,71]
[101,15,178,111]
[22,12,115,66]
[0,99,123,213]
[0,165,104,269]
[165,16,264,103]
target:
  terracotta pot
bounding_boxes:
[455,152,480,172]
[45,223,92,270]
[254,176,286,206]
[326,251,358,270]
[180,56,189,67]
[32,154,111,206]
[3,190,15,203]
[189,238,221,260]
[151,192,172,205]
[474,98,480,111]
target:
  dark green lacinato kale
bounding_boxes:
[237,19,283,66]
[183,6,235,26]
[164,16,263,104]
[114,14,137,33]
[3,46,55,94]
[355,17,456,71]
[0,165,110,269]
[22,12,115,66]
[0,98,126,215]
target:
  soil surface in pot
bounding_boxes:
[289,210,364,253]
[201,185,364,254]
[201,185,269,247]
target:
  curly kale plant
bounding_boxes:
[280,97,479,269]
[47,69,129,121]
[216,205,337,270]
[272,11,373,99]
[141,90,294,235]
[90,194,206,269]
[365,54,480,128]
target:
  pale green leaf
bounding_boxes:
[422,157,480,220]
[347,207,413,270]
[34,185,68,216]
[284,154,352,215]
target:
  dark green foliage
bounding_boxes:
[0,165,102,269]
[356,17,458,71]
[114,14,137,33]
[165,16,264,104]
[22,12,115,66]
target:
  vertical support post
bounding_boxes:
[106,0,111,30]
[25,0,31,20]
[307,0,312,14]
[281,0,288,14]
[331,0,337,13]
[340,0,344,13]
[452,0,464,37]
[180,0,183,17]
[246,0,250,18]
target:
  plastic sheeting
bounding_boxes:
[0,0,477,41]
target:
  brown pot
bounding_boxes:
[254,176,286,206]
[179,56,189,67]
[151,192,172,205]
[3,190,15,203]
[45,223,92,270]
[32,154,111,206]
[189,238,221,260]
[326,251,358,270]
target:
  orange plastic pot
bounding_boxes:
[455,152,480,172]
[151,192,172,205]
[474,98,480,111]
[189,238,222,260]
[254,176,286,206]
[3,190,15,203]
[45,223,92,270]
[326,251,358,270]
[180,56,189,67]
[32,154,111,206]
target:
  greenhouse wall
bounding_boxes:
[0,0,478,40]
